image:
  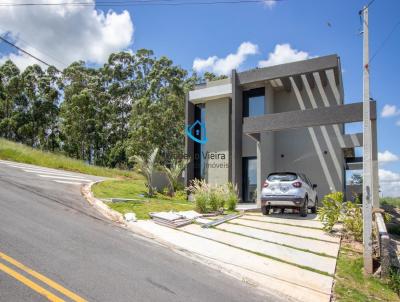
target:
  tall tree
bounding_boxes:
[0,60,22,140]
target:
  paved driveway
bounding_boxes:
[136,212,341,302]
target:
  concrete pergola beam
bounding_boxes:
[243,101,376,134]
[237,55,340,86]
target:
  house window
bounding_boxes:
[243,157,257,203]
[243,88,265,117]
[194,104,206,180]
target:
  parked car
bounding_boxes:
[261,172,318,217]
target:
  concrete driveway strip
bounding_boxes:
[231,218,341,243]
[135,221,333,302]
[181,224,337,275]
[216,223,340,257]
[243,213,325,229]
[0,161,268,302]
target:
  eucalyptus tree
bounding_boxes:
[0,60,22,140]
[19,64,61,150]
[127,50,189,165]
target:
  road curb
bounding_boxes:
[81,181,127,226]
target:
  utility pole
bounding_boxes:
[362,5,373,275]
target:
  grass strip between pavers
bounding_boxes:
[178,227,333,277]
[227,221,339,244]
[239,217,324,230]
[214,227,336,259]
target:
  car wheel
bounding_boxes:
[311,198,318,214]
[261,205,270,215]
[300,197,308,217]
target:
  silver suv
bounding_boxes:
[261,172,318,217]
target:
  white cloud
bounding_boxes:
[378,150,399,164]
[379,169,400,197]
[193,42,258,76]
[258,43,311,68]
[381,104,400,118]
[264,0,277,8]
[0,0,134,70]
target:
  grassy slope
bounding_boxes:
[381,197,400,208]
[0,138,134,178]
[92,179,194,220]
[334,244,400,302]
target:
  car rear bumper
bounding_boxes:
[261,195,304,207]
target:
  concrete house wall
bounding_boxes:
[204,98,230,184]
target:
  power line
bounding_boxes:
[370,18,400,63]
[0,35,57,69]
[0,27,67,68]
[0,0,284,7]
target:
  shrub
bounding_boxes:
[208,190,224,212]
[318,192,345,232]
[226,183,239,211]
[187,180,238,213]
[389,268,400,295]
[195,192,208,213]
[343,202,363,241]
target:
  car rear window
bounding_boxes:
[267,173,298,182]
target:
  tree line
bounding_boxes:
[0,49,226,168]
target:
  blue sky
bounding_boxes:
[0,0,399,195]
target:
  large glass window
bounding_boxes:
[243,157,257,203]
[194,104,206,179]
[243,88,265,117]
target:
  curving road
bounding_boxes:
[0,160,268,302]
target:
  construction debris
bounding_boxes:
[149,211,202,228]
[124,213,137,222]
[202,213,242,228]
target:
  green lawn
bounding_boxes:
[334,244,400,301]
[92,179,195,220]
[0,138,135,178]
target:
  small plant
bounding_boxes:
[343,202,363,241]
[389,268,400,295]
[209,189,224,212]
[160,158,190,196]
[187,180,238,213]
[129,147,158,197]
[318,192,345,232]
[187,179,210,213]
[226,183,239,211]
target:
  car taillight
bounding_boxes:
[263,181,269,188]
[292,181,302,188]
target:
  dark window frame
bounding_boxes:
[243,87,265,118]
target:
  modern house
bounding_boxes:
[185,55,377,206]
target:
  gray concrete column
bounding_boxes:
[231,70,243,200]
[185,94,195,186]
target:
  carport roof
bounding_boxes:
[236,54,341,87]
[189,54,342,103]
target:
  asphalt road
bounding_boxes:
[0,160,269,302]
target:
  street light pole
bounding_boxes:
[362,5,373,275]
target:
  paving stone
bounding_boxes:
[182,224,337,274]
[216,223,339,257]
[231,218,340,243]
[243,214,324,229]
